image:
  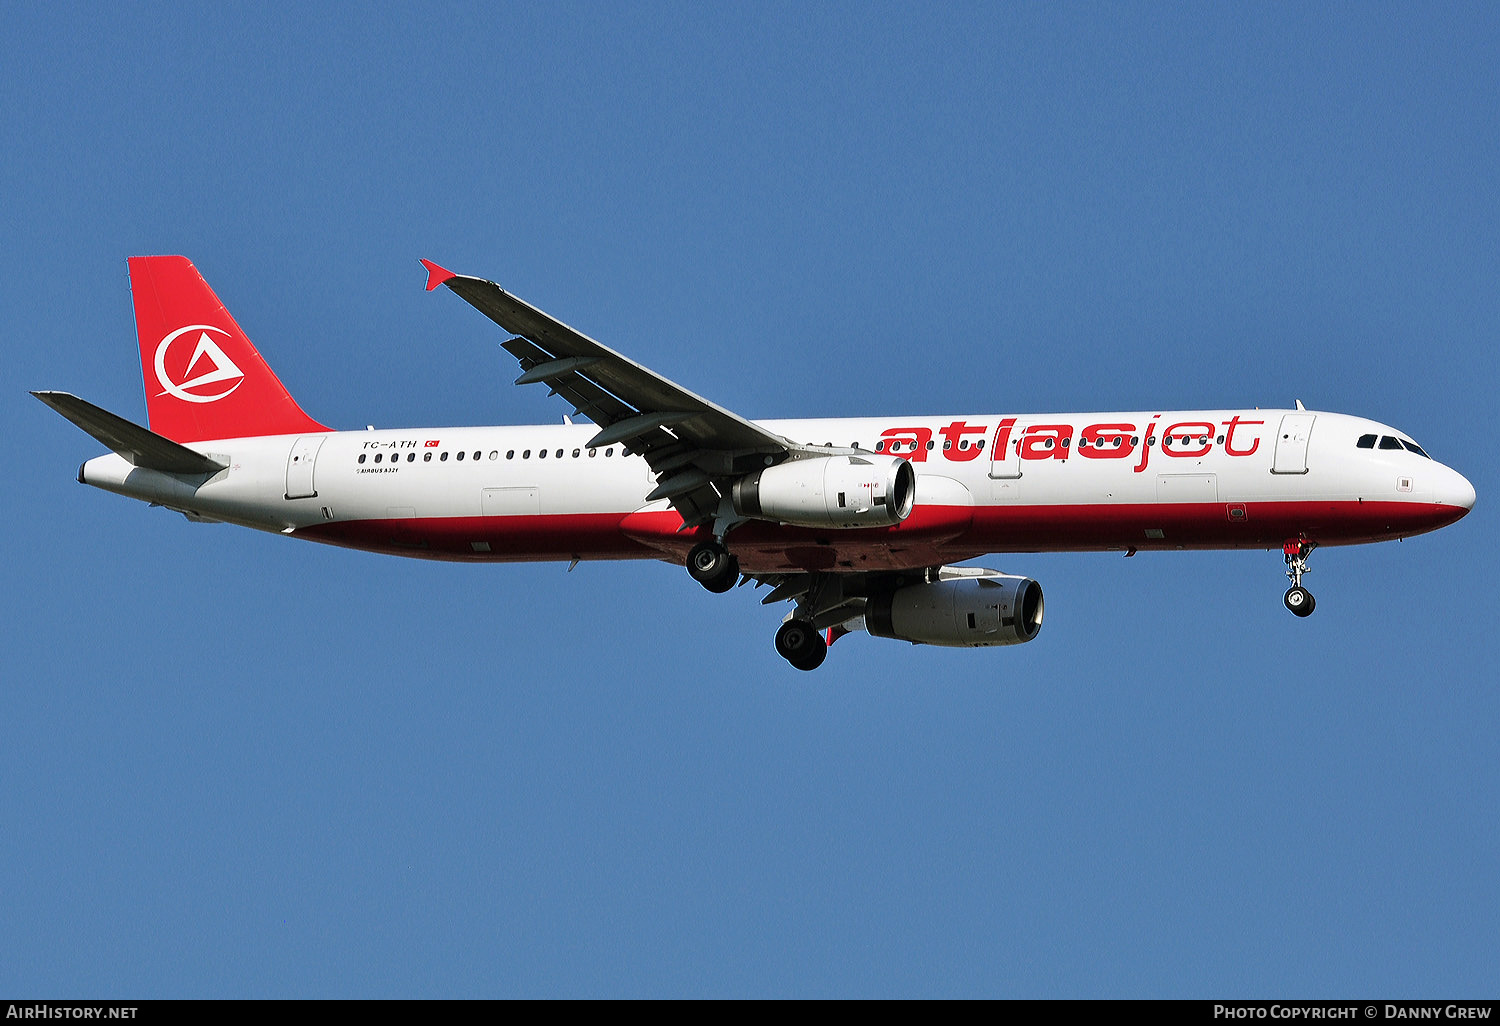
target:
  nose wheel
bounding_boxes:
[1283,585,1315,616]
[1282,537,1317,617]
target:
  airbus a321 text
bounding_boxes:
[35,256,1475,670]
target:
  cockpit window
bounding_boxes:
[1401,440,1431,459]
[1356,434,1376,449]
[1378,436,1403,450]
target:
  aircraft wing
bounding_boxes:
[421,260,804,527]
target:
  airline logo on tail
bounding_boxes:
[153,325,245,403]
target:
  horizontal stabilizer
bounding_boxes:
[32,391,228,475]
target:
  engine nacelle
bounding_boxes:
[866,573,1043,648]
[732,454,916,529]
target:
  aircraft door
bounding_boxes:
[1271,414,1316,475]
[987,422,1026,501]
[285,435,327,499]
[988,422,1025,480]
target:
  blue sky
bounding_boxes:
[3,1,1496,997]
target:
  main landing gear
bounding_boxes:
[686,539,739,594]
[1282,537,1317,617]
[684,540,830,671]
[775,619,827,671]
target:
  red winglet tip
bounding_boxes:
[420,258,456,292]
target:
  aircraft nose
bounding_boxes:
[1440,467,1476,514]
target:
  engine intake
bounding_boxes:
[866,573,1043,647]
[732,454,915,529]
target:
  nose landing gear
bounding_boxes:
[1282,536,1317,617]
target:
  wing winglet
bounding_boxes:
[420,259,456,292]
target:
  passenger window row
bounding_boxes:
[358,433,1436,465]
[358,447,618,465]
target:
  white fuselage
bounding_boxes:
[78,409,1475,573]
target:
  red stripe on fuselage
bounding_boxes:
[294,500,1468,571]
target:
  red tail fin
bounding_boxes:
[128,256,329,442]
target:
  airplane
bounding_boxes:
[34,256,1476,670]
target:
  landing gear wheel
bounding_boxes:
[687,541,739,594]
[1281,536,1318,617]
[1284,585,1315,617]
[775,619,827,671]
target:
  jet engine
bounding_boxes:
[865,571,1043,647]
[731,454,916,529]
